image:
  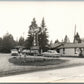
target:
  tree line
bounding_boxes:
[0,18,49,53]
[0,33,25,53]
[0,17,81,53]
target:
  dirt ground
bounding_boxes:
[0,53,84,77]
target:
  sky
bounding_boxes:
[0,1,84,42]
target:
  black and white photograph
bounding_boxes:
[0,1,84,83]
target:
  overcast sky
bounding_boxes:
[0,1,84,42]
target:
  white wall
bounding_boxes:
[60,48,79,56]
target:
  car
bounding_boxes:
[42,50,61,58]
[11,49,19,56]
[22,49,30,55]
[22,49,39,55]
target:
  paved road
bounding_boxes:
[0,65,84,83]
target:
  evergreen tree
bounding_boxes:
[74,32,81,43]
[25,34,33,49]
[0,37,2,46]
[29,18,38,35]
[0,37,2,52]
[38,18,49,52]
[25,18,49,52]
[2,33,15,53]
[18,36,25,46]
[25,18,38,49]
[54,39,59,43]
[64,35,70,43]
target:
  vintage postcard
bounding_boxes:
[0,0,84,83]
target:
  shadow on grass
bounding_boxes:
[9,57,68,66]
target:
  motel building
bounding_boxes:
[50,42,84,57]
[50,27,84,57]
[58,43,84,56]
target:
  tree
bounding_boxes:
[25,17,49,52]
[25,18,38,49]
[29,18,38,35]
[18,36,25,46]
[25,35,33,49]
[2,33,15,53]
[64,35,70,43]
[0,37,2,45]
[0,37,3,52]
[54,39,59,43]
[38,18,49,52]
[74,32,81,43]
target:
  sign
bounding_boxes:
[31,46,39,50]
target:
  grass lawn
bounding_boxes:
[0,53,84,77]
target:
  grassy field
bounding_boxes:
[0,53,84,77]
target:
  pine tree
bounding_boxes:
[74,32,81,43]
[38,18,49,52]
[29,18,38,35]
[0,37,2,52]
[54,39,59,43]
[18,36,25,46]
[25,18,49,52]
[64,35,70,43]
[25,18,38,49]
[25,34,33,49]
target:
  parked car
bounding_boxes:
[42,50,61,58]
[22,49,30,55]
[22,49,39,55]
[11,49,19,56]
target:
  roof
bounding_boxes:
[58,43,84,49]
[50,42,63,49]
[50,42,84,49]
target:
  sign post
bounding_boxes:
[30,27,40,55]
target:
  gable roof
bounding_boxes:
[58,43,84,49]
[50,42,63,49]
[50,42,84,49]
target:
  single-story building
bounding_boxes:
[50,42,84,56]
